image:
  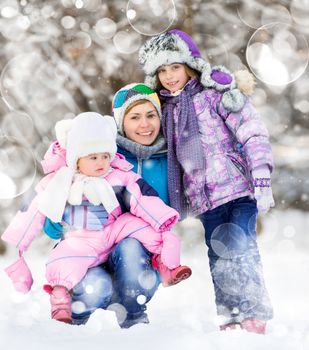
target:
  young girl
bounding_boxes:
[138,29,275,334]
[2,112,191,324]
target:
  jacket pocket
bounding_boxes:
[227,153,248,179]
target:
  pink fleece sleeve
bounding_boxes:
[41,141,67,174]
[1,194,46,252]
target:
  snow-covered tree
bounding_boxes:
[1,0,309,252]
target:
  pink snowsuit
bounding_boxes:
[2,155,180,291]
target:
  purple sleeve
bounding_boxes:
[217,98,274,173]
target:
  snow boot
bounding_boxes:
[120,312,149,329]
[220,322,241,331]
[151,254,192,287]
[44,284,72,324]
[241,318,266,334]
[220,319,266,334]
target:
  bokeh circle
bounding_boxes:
[0,136,36,199]
[246,22,309,86]
[126,0,176,36]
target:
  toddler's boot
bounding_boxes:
[151,254,192,287]
[220,322,241,331]
[44,284,72,324]
[241,318,266,334]
[220,319,266,334]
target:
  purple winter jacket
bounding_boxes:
[165,88,274,217]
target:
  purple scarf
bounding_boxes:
[160,79,205,218]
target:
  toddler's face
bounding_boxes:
[77,152,111,177]
[157,63,190,93]
[123,101,161,145]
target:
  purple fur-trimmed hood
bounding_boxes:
[139,29,249,112]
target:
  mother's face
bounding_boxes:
[123,101,161,146]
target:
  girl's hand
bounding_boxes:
[251,165,275,214]
[253,186,275,214]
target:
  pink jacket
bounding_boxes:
[2,156,179,251]
[2,156,180,291]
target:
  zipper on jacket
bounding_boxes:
[137,158,142,175]
[83,205,87,230]
[184,193,191,218]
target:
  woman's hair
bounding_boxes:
[123,99,157,137]
[156,63,200,90]
[124,99,152,116]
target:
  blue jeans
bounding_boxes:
[71,238,160,327]
[198,196,273,324]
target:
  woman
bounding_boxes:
[43,83,172,328]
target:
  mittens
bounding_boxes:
[251,165,275,214]
[43,218,64,240]
[5,254,33,293]
[158,215,178,232]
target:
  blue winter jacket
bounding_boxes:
[117,145,169,205]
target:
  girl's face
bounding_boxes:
[77,152,111,177]
[123,101,161,145]
[157,63,190,93]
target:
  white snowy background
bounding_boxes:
[1,0,309,349]
[1,209,309,349]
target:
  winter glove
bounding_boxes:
[43,218,64,240]
[251,165,275,214]
[5,253,33,293]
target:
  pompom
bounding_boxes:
[234,70,256,96]
[221,89,247,112]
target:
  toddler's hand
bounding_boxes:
[159,215,178,232]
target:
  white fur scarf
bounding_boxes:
[68,172,118,212]
[38,167,119,223]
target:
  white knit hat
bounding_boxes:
[55,112,117,170]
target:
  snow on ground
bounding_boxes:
[0,209,308,350]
